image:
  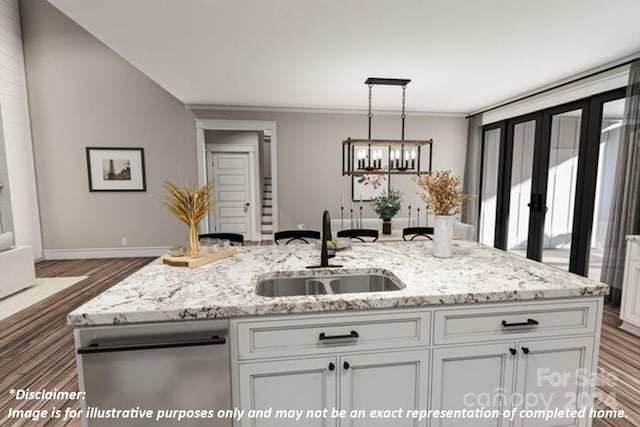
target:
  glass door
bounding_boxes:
[537,104,588,269]
[480,88,627,280]
[494,114,541,256]
[479,125,504,246]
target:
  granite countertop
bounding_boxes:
[67,241,609,326]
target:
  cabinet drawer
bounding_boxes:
[234,310,430,360]
[433,299,600,345]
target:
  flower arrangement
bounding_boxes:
[357,174,386,189]
[413,170,475,216]
[162,181,214,258]
[372,189,403,220]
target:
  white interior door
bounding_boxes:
[210,152,252,238]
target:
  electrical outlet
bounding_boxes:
[121,237,128,246]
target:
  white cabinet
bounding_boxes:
[238,356,338,427]
[233,309,430,427]
[431,343,516,427]
[431,337,595,427]
[513,337,594,427]
[237,351,428,427]
[232,298,603,427]
[621,238,640,336]
[339,350,429,427]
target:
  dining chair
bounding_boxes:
[337,229,379,242]
[402,227,434,241]
[198,233,245,246]
[274,230,321,245]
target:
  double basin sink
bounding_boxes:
[255,269,405,297]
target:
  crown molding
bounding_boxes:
[186,104,466,118]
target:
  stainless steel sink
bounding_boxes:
[255,269,405,297]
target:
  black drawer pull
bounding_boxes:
[343,361,350,370]
[522,347,530,354]
[319,330,359,341]
[77,336,226,354]
[501,319,539,328]
[328,363,335,371]
[509,348,517,355]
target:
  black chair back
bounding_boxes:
[274,230,321,245]
[337,229,379,242]
[402,227,434,241]
[198,233,245,246]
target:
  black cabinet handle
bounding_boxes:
[343,361,350,370]
[501,319,539,328]
[77,336,226,354]
[328,363,335,371]
[522,347,530,354]
[319,330,359,341]
[509,348,517,355]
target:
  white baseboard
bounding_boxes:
[43,246,169,260]
[619,321,640,337]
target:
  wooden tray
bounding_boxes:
[161,247,237,268]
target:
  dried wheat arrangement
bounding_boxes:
[162,181,214,258]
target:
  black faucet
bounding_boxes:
[307,210,342,269]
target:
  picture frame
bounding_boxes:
[86,147,146,192]
[351,144,390,201]
[352,174,390,202]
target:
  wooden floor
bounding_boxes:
[0,258,638,426]
[0,258,154,426]
[593,306,640,427]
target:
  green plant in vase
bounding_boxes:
[372,189,403,235]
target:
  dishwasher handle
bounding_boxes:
[77,336,226,354]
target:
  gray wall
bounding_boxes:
[21,0,197,251]
[193,110,468,231]
[20,0,468,250]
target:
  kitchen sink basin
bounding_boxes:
[255,269,406,297]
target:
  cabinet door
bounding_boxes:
[238,356,338,427]
[338,350,429,427]
[621,259,640,326]
[513,337,595,427]
[431,343,516,427]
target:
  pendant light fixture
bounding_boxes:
[342,78,433,176]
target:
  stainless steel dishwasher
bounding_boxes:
[75,319,232,427]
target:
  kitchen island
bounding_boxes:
[69,241,608,427]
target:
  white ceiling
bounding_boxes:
[48,0,640,114]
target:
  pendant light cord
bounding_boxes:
[401,85,406,140]
[367,83,373,139]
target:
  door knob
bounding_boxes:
[522,347,530,354]
[245,202,250,207]
[509,348,517,356]
[343,361,350,370]
[328,363,335,371]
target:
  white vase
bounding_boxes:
[433,215,455,258]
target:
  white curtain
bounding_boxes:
[601,60,640,305]
[462,114,483,240]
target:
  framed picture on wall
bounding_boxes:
[351,144,390,201]
[86,147,146,192]
[352,174,389,201]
